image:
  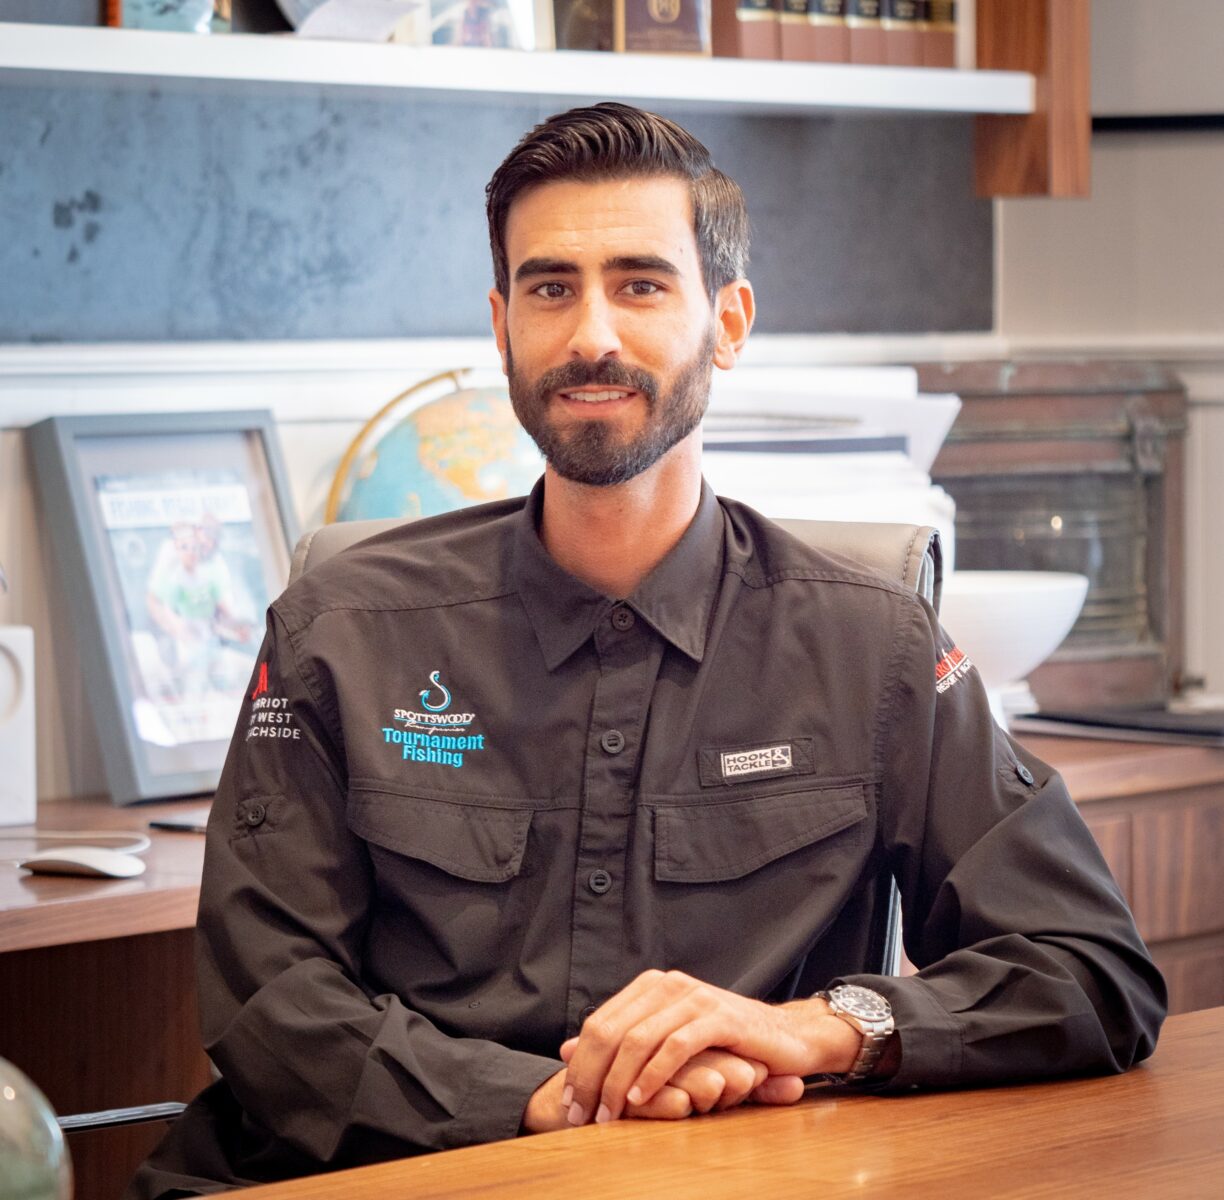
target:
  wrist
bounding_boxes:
[781,996,862,1076]
[520,1067,569,1135]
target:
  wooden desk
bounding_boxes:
[0,797,214,1200]
[236,1007,1223,1199]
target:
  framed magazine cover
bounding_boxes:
[29,411,299,804]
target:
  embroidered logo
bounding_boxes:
[381,670,487,770]
[245,661,300,742]
[721,743,793,780]
[250,661,269,701]
[935,646,973,694]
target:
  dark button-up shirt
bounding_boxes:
[166,481,1164,1187]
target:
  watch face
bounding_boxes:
[831,984,892,1021]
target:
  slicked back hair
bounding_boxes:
[486,102,750,303]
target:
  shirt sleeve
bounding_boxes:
[836,594,1167,1090]
[197,607,561,1166]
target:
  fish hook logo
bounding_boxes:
[419,670,452,713]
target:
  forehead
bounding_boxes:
[503,175,699,272]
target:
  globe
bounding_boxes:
[335,387,545,522]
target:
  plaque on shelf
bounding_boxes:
[618,0,711,54]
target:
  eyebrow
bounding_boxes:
[513,254,682,283]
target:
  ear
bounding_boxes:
[712,280,755,371]
[488,287,510,376]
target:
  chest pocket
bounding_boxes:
[651,783,869,883]
[347,787,532,883]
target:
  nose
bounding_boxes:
[566,292,621,362]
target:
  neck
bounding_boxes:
[538,433,703,599]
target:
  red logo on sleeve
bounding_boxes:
[935,646,973,693]
[251,661,269,701]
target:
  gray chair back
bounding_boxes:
[291,514,942,615]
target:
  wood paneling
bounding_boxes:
[1131,799,1224,942]
[1152,939,1224,1017]
[0,800,212,1200]
[234,1008,1223,1200]
[1081,812,1132,898]
[975,0,1091,197]
[0,928,213,1200]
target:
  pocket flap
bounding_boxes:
[654,785,868,883]
[348,790,532,883]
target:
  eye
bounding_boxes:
[623,279,663,297]
[531,281,571,300]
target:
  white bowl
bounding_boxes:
[938,571,1089,722]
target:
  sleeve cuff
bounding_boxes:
[456,1042,563,1144]
[831,973,964,1092]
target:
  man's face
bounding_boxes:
[490,176,725,487]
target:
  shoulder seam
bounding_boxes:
[276,585,520,638]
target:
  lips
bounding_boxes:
[558,388,637,404]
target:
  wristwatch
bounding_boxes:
[816,984,895,1083]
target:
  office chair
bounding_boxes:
[61,514,939,1137]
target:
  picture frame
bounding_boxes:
[28,411,299,805]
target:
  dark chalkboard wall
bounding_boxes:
[0,30,992,342]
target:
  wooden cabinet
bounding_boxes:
[1023,735,1224,1015]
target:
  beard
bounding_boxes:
[506,324,716,487]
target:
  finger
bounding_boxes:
[664,1062,727,1115]
[595,989,723,1121]
[710,1054,769,1111]
[565,971,701,1125]
[623,1083,693,1122]
[618,1007,733,1114]
[670,1049,762,1113]
[559,1037,577,1063]
[750,1074,806,1106]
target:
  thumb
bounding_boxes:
[750,1074,806,1106]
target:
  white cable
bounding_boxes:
[0,830,152,856]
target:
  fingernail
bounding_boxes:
[561,1085,573,1109]
[567,1102,586,1126]
[595,1104,611,1124]
[627,1086,642,1105]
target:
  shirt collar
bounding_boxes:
[511,478,725,671]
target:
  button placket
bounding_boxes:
[565,615,663,1033]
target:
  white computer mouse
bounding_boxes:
[19,845,147,879]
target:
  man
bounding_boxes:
[131,103,1164,1197]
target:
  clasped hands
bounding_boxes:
[522,969,861,1133]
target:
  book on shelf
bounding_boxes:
[846,0,884,64]
[882,0,921,67]
[711,0,780,60]
[780,0,848,63]
[1011,706,1224,750]
[924,0,956,67]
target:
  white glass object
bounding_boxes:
[939,571,1090,727]
[0,1059,72,1200]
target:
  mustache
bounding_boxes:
[535,359,658,403]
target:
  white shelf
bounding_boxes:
[0,23,1033,116]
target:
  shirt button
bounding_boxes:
[580,1005,598,1024]
[244,803,266,826]
[588,868,613,895]
[1016,763,1035,785]
[600,729,625,755]
[611,606,635,631]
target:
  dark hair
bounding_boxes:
[486,102,749,302]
